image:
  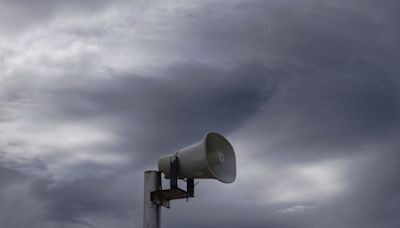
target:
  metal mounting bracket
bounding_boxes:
[151,156,195,208]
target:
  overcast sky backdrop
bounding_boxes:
[1,0,400,227]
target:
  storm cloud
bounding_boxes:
[1,0,400,227]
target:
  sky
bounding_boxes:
[0,0,399,227]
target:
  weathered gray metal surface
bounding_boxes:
[152,188,189,208]
[143,171,161,228]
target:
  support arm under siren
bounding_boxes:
[151,156,195,208]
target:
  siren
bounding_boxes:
[158,132,236,183]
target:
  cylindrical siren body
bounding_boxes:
[158,132,236,183]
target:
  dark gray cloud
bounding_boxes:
[44,62,277,162]
[30,171,140,227]
[248,73,400,163]
[1,0,400,228]
[0,166,43,228]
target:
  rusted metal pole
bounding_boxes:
[143,171,161,228]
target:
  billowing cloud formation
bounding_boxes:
[1,0,399,228]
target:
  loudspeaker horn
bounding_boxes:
[158,132,236,183]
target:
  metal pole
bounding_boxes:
[143,171,161,228]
